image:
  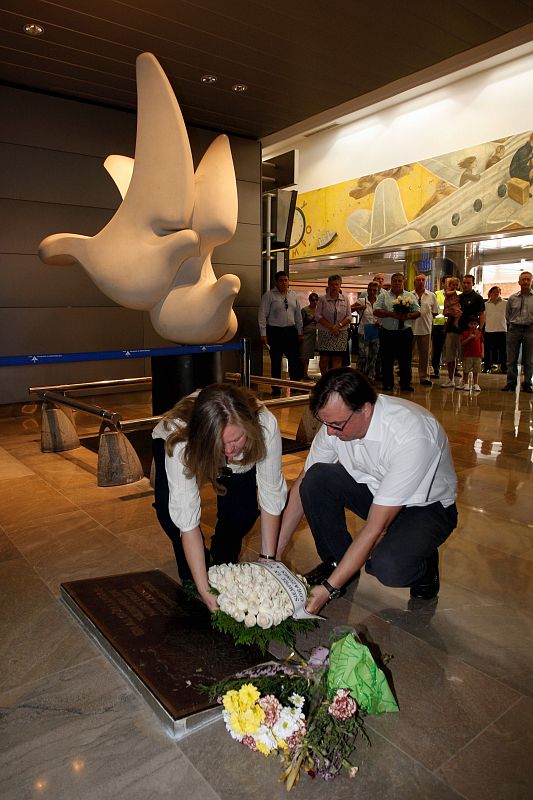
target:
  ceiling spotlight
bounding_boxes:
[201,74,217,84]
[232,83,248,93]
[23,22,44,36]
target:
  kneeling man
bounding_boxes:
[277,368,458,613]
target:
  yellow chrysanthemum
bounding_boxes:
[256,741,271,756]
[229,704,265,736]
[238,683,260,707]
[275,737,288,750]
[222,690,240,714]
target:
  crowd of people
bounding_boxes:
[259,269,532,396]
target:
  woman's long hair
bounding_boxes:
[162,384,267,494]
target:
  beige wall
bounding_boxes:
[0,86,262,405]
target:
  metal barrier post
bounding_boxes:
[240,338,251,388]
[97,420,144,487]
[41,400,80,452]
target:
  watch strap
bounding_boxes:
[321,578,341,598]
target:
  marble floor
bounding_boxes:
[0,370,532,799]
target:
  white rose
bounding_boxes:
[256,611,274,629]
[218,597,235,617]
[244,613,257,628]
[236,597,248,612]
[232,608,246,623]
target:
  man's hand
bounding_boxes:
[260,336,268,346]
[305,584,330,614]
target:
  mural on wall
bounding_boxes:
[290,131,533,258]
[38,52,240,344]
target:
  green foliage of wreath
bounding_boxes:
[211,609,319,654]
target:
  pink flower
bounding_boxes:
[259,694,282,726]
[285,720,306,748]
[242,734,258,751]
[328,688,357,719]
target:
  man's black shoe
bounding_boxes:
[522,384,533,393]
[304,559,337,585]
[410,552,440,600]
[501,383,516,392]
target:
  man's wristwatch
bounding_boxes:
[321,579,342,600]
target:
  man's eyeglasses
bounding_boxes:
[283,298,288,310]
[314,409,356,432]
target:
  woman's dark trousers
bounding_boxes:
[152,438,260,579]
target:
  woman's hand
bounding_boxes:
[200,590,219,613]
[305,584,330,615]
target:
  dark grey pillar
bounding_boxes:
[151,353,223,415]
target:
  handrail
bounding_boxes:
[29,377,152,395]
[35,390,122,427]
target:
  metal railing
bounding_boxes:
[30,370,315,487]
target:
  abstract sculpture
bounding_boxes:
[38,52,240,343]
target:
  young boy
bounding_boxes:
[459,317,484,391]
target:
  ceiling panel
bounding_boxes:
[2,0,533,138]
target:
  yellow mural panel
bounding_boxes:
[290,131,533,259]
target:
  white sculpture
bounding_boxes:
[38,52,240,343]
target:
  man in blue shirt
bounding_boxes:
[374,272,420,392]
[258,271,304,394]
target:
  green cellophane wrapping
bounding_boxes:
[326,633,399,715]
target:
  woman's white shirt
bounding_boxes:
[152,406,287,532]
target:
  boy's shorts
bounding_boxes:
[462,356,482,373]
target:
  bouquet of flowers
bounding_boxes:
[207,562,319,653]
[392,294,417,316]
[202,632,398,791]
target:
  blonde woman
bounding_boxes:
[152,384,287,610]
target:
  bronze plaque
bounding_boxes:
[61,570,263,734]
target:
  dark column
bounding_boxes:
[151,353,222,415]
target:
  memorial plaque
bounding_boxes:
[61,570,264,738]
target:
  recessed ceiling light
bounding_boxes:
[201,74,217,84]
[23,22,44,36]
[232,83,248,93]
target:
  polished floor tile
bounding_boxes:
[0,475,78,531]
[0,657,219,800]
[0,381,531,800]
[0,445,35,479]
[0,530,21,563]
[437,695,533,800]
[0,559,98,692]
[5,510,152,595]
